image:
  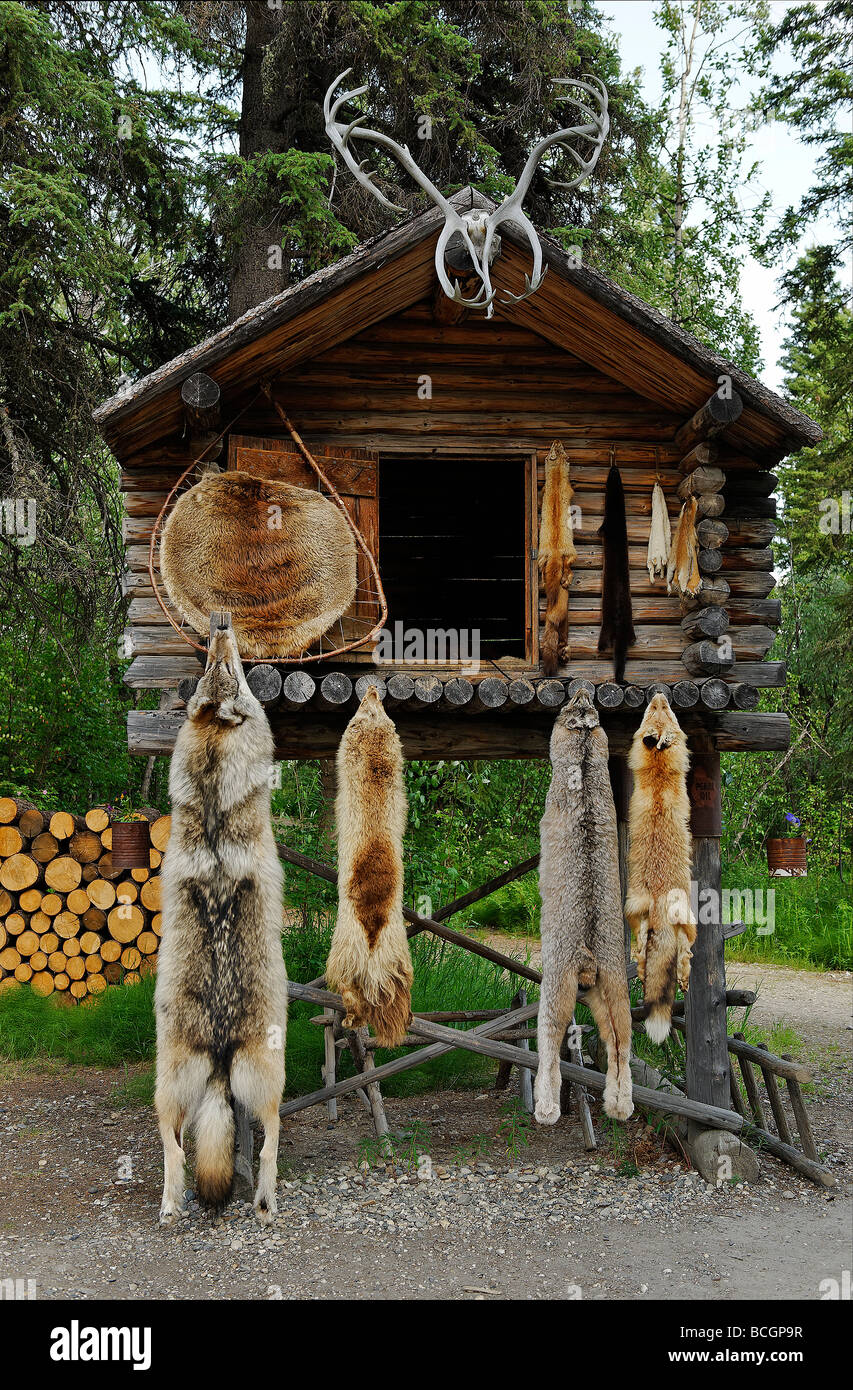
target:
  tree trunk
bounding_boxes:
[228,2,289,321]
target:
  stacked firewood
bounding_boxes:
[0,799,170,1000]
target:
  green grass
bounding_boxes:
[467,873,540,936]
[0,909,519,1098]
[722,860,852,970]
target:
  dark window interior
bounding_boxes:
[378,456,526,661]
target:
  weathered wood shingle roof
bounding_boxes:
[94,186,820,458]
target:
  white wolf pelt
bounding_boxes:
[625,693,696,1044]
[155,623,287,1226]
[534,687,634,1125]
[326,686,413,1048]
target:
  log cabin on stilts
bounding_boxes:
[93,181,830,1185]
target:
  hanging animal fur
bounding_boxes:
[666,495,702,598]
[597,462,635,682]
[647,481,672,582]
[534,687,633,1125]
[538,439,576,675]
[326,687,413,1048]
[625,695,697,1044]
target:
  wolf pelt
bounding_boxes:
[625,694,697,1043]
[155,625,287,1226]
[538,440,576,676]
[534,688,633,1126]
[326,686,413,1048]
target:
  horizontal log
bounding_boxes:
[696,493,726,518]
[723,470,777,498]
[678,443,717,473]
[281,669,316,709]
[678,466,726,498]
[699,678,731,709]
[696,518,729,549]
[730,681,759,710]
[675,390,744,453]
[246,664,283,707]
[127,707,791,758]
[724,517,776,546]
[682,641,735,676]
[681,607,729,640]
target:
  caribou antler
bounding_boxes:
[324,69,609,317]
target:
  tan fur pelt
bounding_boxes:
[534,688,633,1125]
[160,471,357,659]
[538,440,576,675]
[155,625,288,1226]
[625,694,697,1044]
[666,496,702,598]
[647,481,672,582]
[326,687,413,1048]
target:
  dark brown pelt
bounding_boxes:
[597,464,635,683]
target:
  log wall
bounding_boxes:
[117,299,781,698]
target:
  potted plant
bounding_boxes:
[108,795,151,870]
[767,813,807,876]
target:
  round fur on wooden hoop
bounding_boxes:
[160,471,357,659]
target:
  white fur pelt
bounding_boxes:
[647,481,672,582]
[534,687,633,1126]
[155,624,287,1226]
[625,694,697,1043]
[326,687,413,1048]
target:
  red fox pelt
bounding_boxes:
[326,686,413,1048]
[155,623,288,1226]
[538,440,576,675]
[625,694,697,1044]
[534,687,633,1126]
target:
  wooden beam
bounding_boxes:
[127,707,791,758]
[675,390,744,455]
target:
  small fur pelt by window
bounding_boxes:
[538,439,576,675]
[597,462,635,682]
[647,481,672,582]
[326,687,413,1048]
[625,694,697,1043]
[534,687,633,1125]
[666,495,702,598]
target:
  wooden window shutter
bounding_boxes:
[228,434,380,634]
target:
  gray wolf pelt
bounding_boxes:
[160,470,357,659]
[155,624,288,1225]
[534,687,633,1125]
[325,686,413,1048]
[625,694,696,1044]
[538,440,576,676]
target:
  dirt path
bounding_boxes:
[1,963,850,1302]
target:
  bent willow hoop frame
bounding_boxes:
[324,67,609,317]
[147,381,388,664]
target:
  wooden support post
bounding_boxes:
[685,740,732,1161]
[323,1007,338,1121]
[233,1103,255,1200]
[517,989,534,1114]
[609,754,632,970]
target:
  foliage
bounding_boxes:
[753,0,853,264]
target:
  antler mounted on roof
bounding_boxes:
[324,68,610,318]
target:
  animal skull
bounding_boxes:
[324,69,609,317]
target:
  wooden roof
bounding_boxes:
[94,187,820,460]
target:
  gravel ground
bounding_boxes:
[1,964,850,1301]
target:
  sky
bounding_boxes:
[598,0,837,391]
